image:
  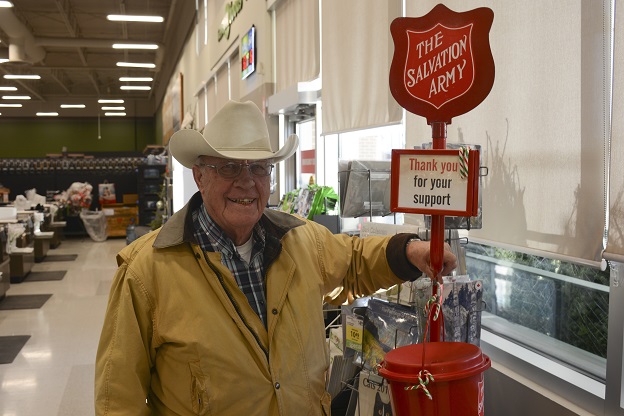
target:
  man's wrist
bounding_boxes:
[387,233,422,280]
[405,236,421,252]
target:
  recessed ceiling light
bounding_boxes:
[3,74,41,80]
[101,106,125,111]
[0,103,22,107]
[112,43,159,50]
[60,104,86,109]
[98,99,124,104]
[105,112,127,116]
[37,112,59,116]
[0,86,17,91]
[0,1,14,8]
[116,62,156,69]
[107,14,164,23]
[120,86,151,91]
[2,95,30,100]
[119,77,153,82]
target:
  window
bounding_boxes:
[465,242,609,381]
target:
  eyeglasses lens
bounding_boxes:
[216,162,272,178]
[218,163,242,178]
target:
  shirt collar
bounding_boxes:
[195,204,266,258]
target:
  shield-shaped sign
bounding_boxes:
[404,23,474,109]
[390,4,494,124]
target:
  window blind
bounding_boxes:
[321,0,402,135]
[605,1,623,263]
[405,1,610,266]
[216,63,230,112]
[275,0,320,93]
[230,51,240,101]
[197,86,206,131]
[206,77,216,123]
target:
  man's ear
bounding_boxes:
[192,165,203,186]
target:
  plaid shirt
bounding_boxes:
[192,205,268,327]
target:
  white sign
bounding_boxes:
[391,149,478,216]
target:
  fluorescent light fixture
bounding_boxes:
[0,86,17,91]
[2,95,30,100]
[116,62,155,69]
[101,106,125,111]
[0,1,14,7]
[60,104,86,109]
[3,74,41,80]
[0,58,8,63]
[107,15,164,23]
[120,86,151,91]
[0,103,22,107]
[98,99,124,104]
[113,43,158,50]
[37,112,59,116]
[105,112,127,116]
[119,77,153,82]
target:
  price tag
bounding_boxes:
[345,314,364,352]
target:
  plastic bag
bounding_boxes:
[79,211,108,242]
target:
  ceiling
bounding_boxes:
[0,0,191,119]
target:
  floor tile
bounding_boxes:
[0,236,126,416]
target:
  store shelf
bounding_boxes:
[137,164,166,226]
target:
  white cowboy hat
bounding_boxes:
[169,100,298,169]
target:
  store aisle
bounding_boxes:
[0,236,126,416]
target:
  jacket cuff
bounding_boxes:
[386,233,422,281]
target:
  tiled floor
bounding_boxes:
[0,236,126,416]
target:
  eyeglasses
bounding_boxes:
[197,161,274,179]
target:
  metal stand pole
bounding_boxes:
[429,121,446,342]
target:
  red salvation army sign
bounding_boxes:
[390,4,494,124]
[390,148,480,217]
[404,24,474,109]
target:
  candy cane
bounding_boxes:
[459,146,469,179]
[404,370,435,400]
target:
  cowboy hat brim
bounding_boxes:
[169,129,299,169]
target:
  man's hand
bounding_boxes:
[406,239,458,279]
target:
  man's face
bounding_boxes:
[192,156,272,243]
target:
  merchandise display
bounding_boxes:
[340,160,392,218]
[409,275,484,346]
[138,163,167,227]
[355,369,393,416]
[277,185,338,220]
[361,298,422,370]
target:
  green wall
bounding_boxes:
[0,117,157,157]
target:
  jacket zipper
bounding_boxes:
[202,251,269,359]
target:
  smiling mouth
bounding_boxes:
[228,198,255,206]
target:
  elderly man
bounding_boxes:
[95,100,457,415]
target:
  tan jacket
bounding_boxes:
[95,193,419,415]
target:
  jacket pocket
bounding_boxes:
[320,390,331,416]
[189,361,210,415]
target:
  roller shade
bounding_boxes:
[197,86,206,131]
[206,77,216,123]
[321,0,402,135]
[275,0,320,93]
[216,63,230,112]
[605,1,624,263]
[405,1,610,266]
[230,51,240,101]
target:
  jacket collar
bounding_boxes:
[153,191,305,249]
